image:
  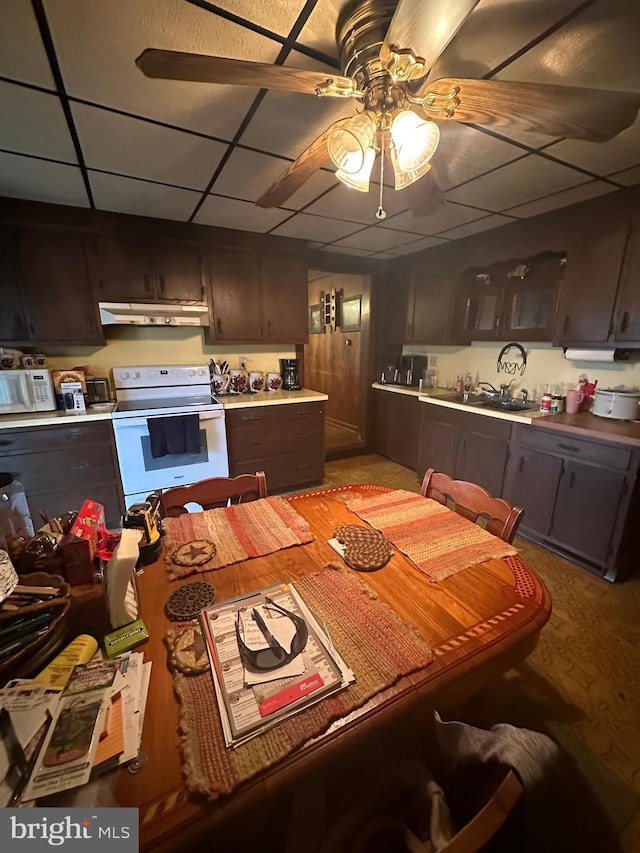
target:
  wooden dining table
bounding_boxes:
[110,484,551,852]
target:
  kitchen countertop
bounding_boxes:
[220,388,328,409]
[0,404,116,430]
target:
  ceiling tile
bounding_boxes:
[0,152,89,206]
[194,194,291,232]
[543,120,640,177]
[429,0,589,82]
[304,180,408,224]
[271,212,361,242]
[240,87,356,159]
[333,227,424,252]
[387,236,448,256]
[446,154,586,211]
[72,102,227,190]
[506,180,618,218]
[211,1,307,38]
[0,0,55,87]
[44,0,281,139]
[89,171,201,220]
[434,124,526,190]
[383,202,487,236]
[212,147,337,206]
[608,165,640,187]
[295,0,343,63]
[0,82,77,162]
[439,213,516,240]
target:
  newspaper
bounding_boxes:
[200,583,354,747]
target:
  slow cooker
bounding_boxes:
[591,387,640,420]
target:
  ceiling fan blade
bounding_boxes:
[380,0,481,73]
[420,78,640,142]
[136,49,356,97]
[405,168,446,218]
[256,120,349,209]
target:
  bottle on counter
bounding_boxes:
[539,390,553,413]
[455,374,463,393]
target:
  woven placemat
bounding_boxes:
[162,497,314,580]
[169,564,433,799]
[346,490,517,583]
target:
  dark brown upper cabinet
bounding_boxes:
[553,218,630,347]
[456,252,563,342]
[92,236,205,303]
[610,215,640,344]
[0,226,29,343]
[382,262,461,345]
[204,249,309,344]
[17,229,104,346]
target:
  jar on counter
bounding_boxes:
[539,392,552,412]
[550,394,565,414]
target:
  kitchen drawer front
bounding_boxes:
[421,404,512,440]
[7,446,118,492]
[25,482,124,530]
[225,402,324,428]
[227,418,324,464]
[522,428,632,470]
[230,450,324,491]
[0,422,113,454]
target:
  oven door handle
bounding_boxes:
[114,411,224,429]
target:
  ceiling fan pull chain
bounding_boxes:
[376,135,386,220]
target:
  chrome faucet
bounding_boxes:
[499,380,516,400]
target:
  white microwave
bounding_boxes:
[0,369,56,414]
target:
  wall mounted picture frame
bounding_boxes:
[309,303,325,334]
[340,295,361,332]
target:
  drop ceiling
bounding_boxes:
[0,0,639,260]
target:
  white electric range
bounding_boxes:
[111,364,228,505]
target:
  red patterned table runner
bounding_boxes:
[169,565,434,798]
[163,496,314,580]
[346,489,517,582]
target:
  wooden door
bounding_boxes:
[611,219,640,343]
[551,461,626,565]
[206,251,262,341]
[506,447,563,536]
[554,219,629,345]
[455,428,510,498]
[93,236,153,301]
[0,226,29,343]
[259,255,309,343]
[152,243,205,303]
[17,230,103,345]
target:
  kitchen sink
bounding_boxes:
[434,393,539,412]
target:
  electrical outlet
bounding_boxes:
[239,357,247,369]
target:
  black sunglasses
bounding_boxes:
[235,597,308,673]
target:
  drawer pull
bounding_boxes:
[296,433,313,439]
[558,443,579,452]
[297,463,311,470]
[71,463,89,471]
[246,440,260,447]
[0,440,13,447]
[240,414,261,421]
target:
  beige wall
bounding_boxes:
[45,326,296,382]
[404,341,640,400]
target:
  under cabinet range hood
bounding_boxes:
[99,302,209,327]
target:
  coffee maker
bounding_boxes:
[280,358,301,390]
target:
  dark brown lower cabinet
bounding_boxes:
[503,425,640,581]
[225,402,325,492]
[0,421,125,528]
[417,404,512,498]
[372,390,421,470]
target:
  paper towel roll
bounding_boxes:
[564,349,625,362]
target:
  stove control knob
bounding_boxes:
[133,371,140,379]
[196,368,204,376]
[188,369,195,377]
[164,317,173,325]
[148,316,156,324]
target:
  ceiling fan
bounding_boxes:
[136,0,640,219]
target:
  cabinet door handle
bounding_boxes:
[143,273,152,293]
[266,320,272,336]
[562,314,570,334]
[296,432,313,439]
[86,316,94,332]
[495,315,501,331]
[246,439,260,446]
[620,311,630,333]
[240,414,261,421]
[450,434,456,450]
[297,463,311,470]
[216,318,222,334]
[0,440,13,447]
[568,470,576,489]
[558,443,579,452]
[71,463,89,471]
[518,455,524,473]
[158,274,166,294]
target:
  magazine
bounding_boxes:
[199,583,354,747]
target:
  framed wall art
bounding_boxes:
[309,303,325,334]
[340,295,361,332]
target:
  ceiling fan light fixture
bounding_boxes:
[327,112,377,175]
[390,109,440,181]
[336,146,376,192]
[390,151,432,190]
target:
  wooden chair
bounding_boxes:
[158,471,267,518]
[420,469,523,544]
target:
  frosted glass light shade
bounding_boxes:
[336,146,376,192]
[390,110,439,188]
[328,112,377,175]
